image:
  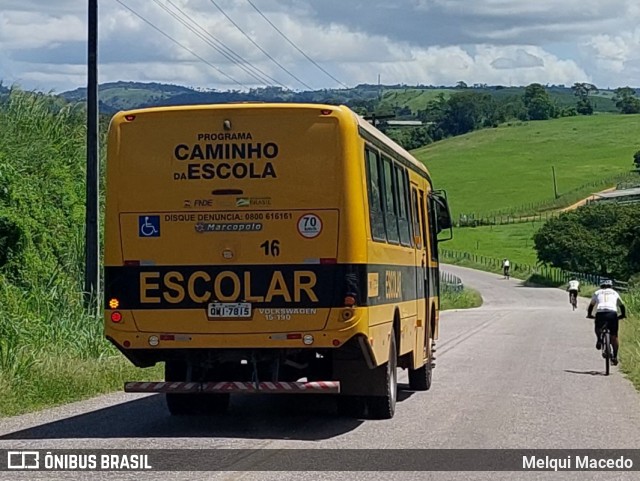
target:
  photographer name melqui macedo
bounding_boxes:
[523,455,634,471]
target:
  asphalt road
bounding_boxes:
[2,265,640,481]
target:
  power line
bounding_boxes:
[209,0,314,91]
[158,0,290,89]
[246,0,349,89]
[152,0,272,87]
[113,0,250,90]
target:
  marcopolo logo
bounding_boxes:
[7,451,39,469]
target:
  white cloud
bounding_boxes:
[0,11,85,49]
[491,49,544,70]
[582,28,640,87]
[0,0,637,92]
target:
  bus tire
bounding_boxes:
[365,329,398,420]
[408,337,433,391]
[165,361,230,416]
[408,360,432,391]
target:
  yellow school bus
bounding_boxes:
[104,103,452,419]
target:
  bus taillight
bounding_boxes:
[344,295,356,307]
[320,258,337,264]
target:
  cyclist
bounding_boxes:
[587,279,626,366]
[502,258,510,278]
[567,278,580,306]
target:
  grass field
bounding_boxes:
[445,222,543,266]
[413,114,640,217]
[379,88,453,114]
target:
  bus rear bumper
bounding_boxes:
[105,326,363,351]
[124,380,340,394]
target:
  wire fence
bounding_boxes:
[440,270,464,293]
[457,172,639,227]
[457,211,558,227]
[440,248,629,292]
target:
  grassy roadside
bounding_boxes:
[0,356,161,417]
[620,292,640,389]
[0,89,164,417]
[440,288,483,310]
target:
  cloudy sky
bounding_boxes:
[1,0,639,93]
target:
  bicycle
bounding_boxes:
[588,315,614,376]
[569,291,578,311]
[503,267,510,280]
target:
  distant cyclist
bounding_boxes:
[502,258,510,279]
[587,279,626,366]
[567,278,580,306]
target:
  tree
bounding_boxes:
[576,98,594,115]
[534,204,640,279]
[522,83,554,120]
[613,87,640,114]
[440,91,487,136]
[418,93,448,141]
[572,82,598,114]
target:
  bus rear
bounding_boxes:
[104,104,372,414]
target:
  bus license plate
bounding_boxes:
[207,302,252,319]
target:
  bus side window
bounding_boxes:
[381,156,400,244]
[411,188,422,249]
[365,148,387,242]
[394,165,412,247]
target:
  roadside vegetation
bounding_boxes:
[440,288,483,311]
[620,292,640,389]
[0,89,160,417]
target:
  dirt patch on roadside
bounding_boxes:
[559,187,617,212]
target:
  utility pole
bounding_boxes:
[552,166,558,199]
[84,0,99,309]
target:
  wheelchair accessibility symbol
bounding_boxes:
[139,216,160,237]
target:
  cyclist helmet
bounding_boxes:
[600,279,613,288]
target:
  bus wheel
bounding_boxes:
[409,337,433,391]
[165,361,230,416]
[365,329,398,420]
[408,356,432,391]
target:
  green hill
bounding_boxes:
[377,88,454,115]
[58,81,620,117]
[414,114,640,217]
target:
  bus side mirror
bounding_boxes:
[431,190,453,241]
